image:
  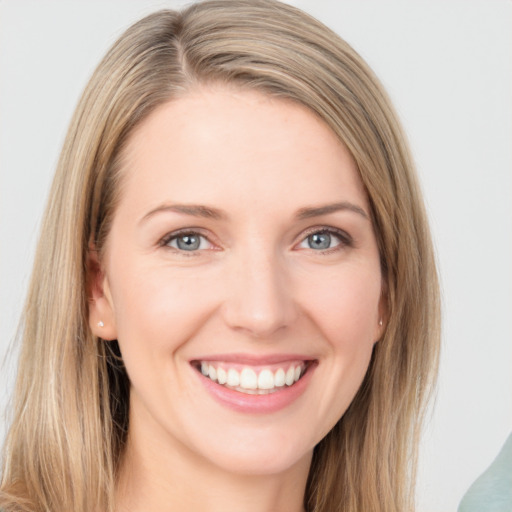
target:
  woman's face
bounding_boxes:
[90,87,385,477]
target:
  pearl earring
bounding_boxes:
[97,321,104,328]
[378,319,383,327]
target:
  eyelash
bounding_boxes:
[299,226,353,253]
[159,226,353,255]
[159,228,213,256]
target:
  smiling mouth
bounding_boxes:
[191,360,314,395]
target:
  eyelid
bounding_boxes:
[158,225,353,253]
[159,228,217,252]
[295,226,353,250]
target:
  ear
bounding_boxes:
[374,280,389,343]
[86,245,118,340]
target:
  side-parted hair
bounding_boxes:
[0,1,440,511]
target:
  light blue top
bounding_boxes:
[458,433,512,512]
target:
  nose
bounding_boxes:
[221,248,297,339]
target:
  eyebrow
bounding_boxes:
[140,203,226,224]
[140,200,369,225]
[295,201,369,220]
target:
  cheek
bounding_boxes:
[109,262,218,358]
[299,264,380,415]
[301,264,382,347]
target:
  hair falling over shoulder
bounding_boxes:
[0,1,440,511]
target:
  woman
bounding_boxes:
[0,1,440,511]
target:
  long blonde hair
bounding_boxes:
[0,1,440,511]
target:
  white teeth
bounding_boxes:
[257,369,275,390]
[274,368,285,387]
[217,367,227,385]
[227,368,240,387]
[240,368,258,389]
[285,366,295,386]
[198,361,307,392]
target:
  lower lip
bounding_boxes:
[194,364,316,414]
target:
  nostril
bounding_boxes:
[221,290,296,338]
[220,254,299,338]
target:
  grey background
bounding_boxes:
[1,1,511,510]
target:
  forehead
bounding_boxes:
[117,86,368,218]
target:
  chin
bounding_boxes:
[211,448,311,477]
[186,425,315,477]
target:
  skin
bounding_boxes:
[89,86,385,512]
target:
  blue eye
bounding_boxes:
[165,232,211,251]
[298,229,349,251]
[307,232,333,250]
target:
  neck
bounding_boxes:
[115,413,311,512]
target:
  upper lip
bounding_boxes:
[189,353,315,365]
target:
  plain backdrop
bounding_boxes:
[0,1,511,511]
